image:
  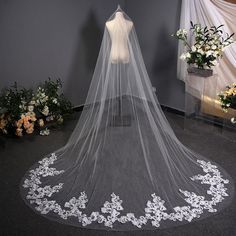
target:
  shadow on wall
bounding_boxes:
[66,9,103,107]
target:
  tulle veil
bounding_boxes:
[20,6,234,231]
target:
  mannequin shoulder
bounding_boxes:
[105,19,133,31]
[127,20,133,27]
[105,20,113,29]
[127,20,133,30]
[125,20,133,31]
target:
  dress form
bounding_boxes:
[106,10,133,126]
[106,11,133,64]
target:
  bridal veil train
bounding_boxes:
[20,7,234,231]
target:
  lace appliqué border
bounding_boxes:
[22,153,229,228]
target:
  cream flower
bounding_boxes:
[28,105,34,112]
[52,98,58,104]
[197,49,204,55]
[42,106,49,116]
[180,53,186,60]
[191,46,197,52]
[231,117,236,124]
[40,128,50,136]
[16,128,23,136]
[211,60,218,66]
[211,45,217,50]
[176,29,187,37]
[206,50,213,57]
[185,52,191,58]
[26,126,34,134]
[38,119,44,127]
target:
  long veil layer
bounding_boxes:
[20,7,234,231]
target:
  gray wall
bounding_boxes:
[127,0,185,111]
[0,0,185,111]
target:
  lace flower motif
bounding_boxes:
[22,153,229,228]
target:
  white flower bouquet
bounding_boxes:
[173,22,234,70]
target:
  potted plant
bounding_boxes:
[172,22,234,77]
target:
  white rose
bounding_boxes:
[176,29,187,37]
[197,49,204,55]
[28,105,34,112]
[186,52,191,58]
[196,26,201,32]
[206,50,213,57]
[228,38,234,44]
[52,98,57,104]
[42,106,49,116]
[213,51,218,57]
[40,128,50,136]
[180,53,186,60]
[38,119,44,127]
[222,41,229,46]
[211,45,217,50]
[191,46,197,52]
[231,117,236,124]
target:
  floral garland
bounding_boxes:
[22,153,229,229]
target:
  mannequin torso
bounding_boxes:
[106,12,133,64]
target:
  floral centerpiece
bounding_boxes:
[0,78,73,136]
[172,22,234,77]
[218,83,236,124]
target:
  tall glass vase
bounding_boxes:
[184,68,221,134]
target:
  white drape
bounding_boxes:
[178,0,236,86]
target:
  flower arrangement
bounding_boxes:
[218,83,236,124]
[172,22,234,69]
[218,83,236,112]
[0,78,73,136]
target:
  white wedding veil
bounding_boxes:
[20,6,234,230]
